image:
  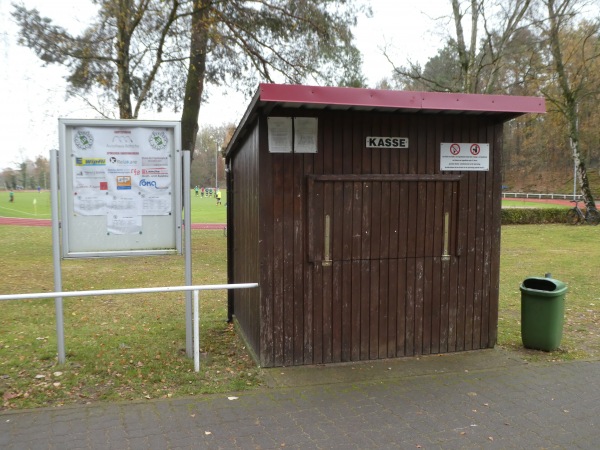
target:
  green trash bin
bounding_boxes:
[520,276,567,351]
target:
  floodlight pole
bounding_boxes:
[215,143,218,190]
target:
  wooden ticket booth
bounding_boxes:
[225,84,545,367]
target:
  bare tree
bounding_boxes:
[542,0,599,213]
[391,0,532,94]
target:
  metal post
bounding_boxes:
[183,151,193,358]
[573,103,579,200]
[50,150,65,364]
[193,289,200,372]
[573,161,577,200]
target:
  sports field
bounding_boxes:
[0,190,227,223]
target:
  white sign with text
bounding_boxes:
[440,143,489,171]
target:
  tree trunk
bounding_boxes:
[568,109,596,211]
[116,0,134,119]
[547,0,597,211]
[181,0,210,159]
[451,0,479,93]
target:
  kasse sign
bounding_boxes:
[366,136,409,149]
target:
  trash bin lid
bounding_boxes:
[520,277,567,296]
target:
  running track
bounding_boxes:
[0,198,589,228]
[0,217,225,229]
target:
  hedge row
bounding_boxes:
[501,208,569,225]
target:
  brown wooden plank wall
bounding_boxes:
[247,109,502,367]
[230,125,261,359]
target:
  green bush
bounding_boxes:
[501,208,568,224]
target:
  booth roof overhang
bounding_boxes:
[226,83,546,156]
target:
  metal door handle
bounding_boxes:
[442,212,450,261]
[322,214,332,266]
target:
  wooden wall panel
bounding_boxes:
[489,122,503,347]
[292,151,305,366]
[303,149,315,365]
[271,153,284,366]
[312,114,325,364]
[230,125,261,361]
[282,152,294,366]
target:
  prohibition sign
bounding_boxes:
[470,144,481,155]
[450,143,461,155]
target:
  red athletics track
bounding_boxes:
[0,217,225,229]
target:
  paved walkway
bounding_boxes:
[2,350,599,449]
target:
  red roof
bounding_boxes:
[258,83,546,115]
[226,83,545,156]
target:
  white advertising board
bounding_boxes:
[59,119,182,258]
[440,143,490,171]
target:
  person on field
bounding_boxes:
[195,185,199,197]
[9,190,14,202]
[216,189,222,205]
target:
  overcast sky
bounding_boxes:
[0,0,449,169]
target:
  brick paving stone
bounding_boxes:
[2,358,600,449]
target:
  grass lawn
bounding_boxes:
[0,190,227,223]
[1,222,599,410]
[499,225,600,359]
[1,226,257,410]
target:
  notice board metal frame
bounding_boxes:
[58,119,182,258]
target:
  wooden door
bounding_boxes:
[307,174,462,362]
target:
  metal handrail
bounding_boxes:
[0,283,258,372]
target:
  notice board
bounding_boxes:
[58,119,182,258]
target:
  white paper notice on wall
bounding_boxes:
[268,117,293,153]
[294,117,318,153]
[440,143,490,171]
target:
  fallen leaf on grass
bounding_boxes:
[3,391,21,401]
